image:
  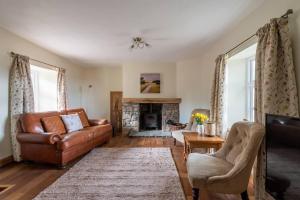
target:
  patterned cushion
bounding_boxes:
[61,114,83,133]
[41,116,66,134]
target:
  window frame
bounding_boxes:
[246,56,255,122]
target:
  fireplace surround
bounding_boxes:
[122,98,181,134]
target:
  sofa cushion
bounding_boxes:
[187,153,233,188]
[41,116,66,134]
[57,130,93,150]
[21,111,61,133]
[67,108,90,128]
[61,114,83,133]
[78,111,90,128]
[88,119,108,126]
[83,124,112,138]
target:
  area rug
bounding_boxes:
[34,148,185,200]
[128,130,172,137]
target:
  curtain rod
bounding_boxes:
[224,9,293,56]
[10,51,61,70]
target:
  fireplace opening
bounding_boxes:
[139,103,162,131]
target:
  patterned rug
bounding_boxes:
[128,130,172,137]
[34,148,185,200]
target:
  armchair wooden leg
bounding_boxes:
[174,138,176,146]
[192,188,200,200]
[241,190,249,200]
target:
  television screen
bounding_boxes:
[266,114,300,200]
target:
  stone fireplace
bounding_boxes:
[122,98,181,134]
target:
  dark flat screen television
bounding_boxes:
[266,114,300,200]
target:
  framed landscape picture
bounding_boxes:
[140,73,160,93]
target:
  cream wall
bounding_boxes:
[176,57,213,122]
[122,62,177,98]
[81,66,123,120]
[0,27,84,160]
[176,0,300,122]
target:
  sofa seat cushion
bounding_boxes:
[41,116,66,134]
[187,153,233,188]
[83,124,112,138]
[57,130,93,150]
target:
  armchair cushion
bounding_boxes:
[187,153,233,188]
[41,116,66,134]
[17,132,62,145]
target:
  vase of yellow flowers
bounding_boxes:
[192,113,209,135]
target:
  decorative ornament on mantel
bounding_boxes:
[130,37,151,50]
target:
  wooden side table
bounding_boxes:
[184,132,225,160]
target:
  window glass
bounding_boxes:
[30,65,58,112]
[225,43,256,129]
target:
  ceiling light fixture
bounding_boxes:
[130,37,151,50]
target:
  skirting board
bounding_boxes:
[0,155,13,167]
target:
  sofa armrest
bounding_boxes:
[88,119,109,126]
[17,132,62,145]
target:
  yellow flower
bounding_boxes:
[192,112,209,125]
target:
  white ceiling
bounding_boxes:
[0,0,264,67]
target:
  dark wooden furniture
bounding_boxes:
[122,98,181,104]
[110,91,123,135]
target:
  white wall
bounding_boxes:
[0,27,84,160]
[122,62,177,98]
[176,57,213,122]
[176,0,300,122]
[81,66,122,120]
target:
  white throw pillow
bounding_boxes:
[61,114,83,133]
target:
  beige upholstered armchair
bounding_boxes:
[187,122,265,200]
[172,108,210,145]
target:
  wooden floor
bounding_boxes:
[0,135,254,200]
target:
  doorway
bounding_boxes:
[110,91,123,134]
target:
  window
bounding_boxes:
[225,43,256,129]
[30,65,58,112]
[246,57,255,122]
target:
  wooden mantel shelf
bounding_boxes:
[122,98,181,104]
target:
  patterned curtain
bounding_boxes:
[210,55,226,137]
[254,18,299,200]
[9,54,34,161]
[57,68,67,111]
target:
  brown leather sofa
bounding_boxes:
[17,108,112,167]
